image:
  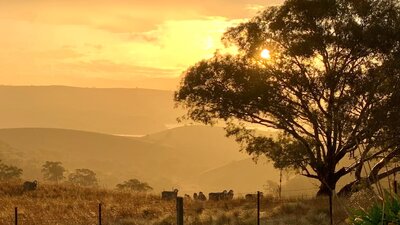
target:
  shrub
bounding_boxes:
[348,192,400,225]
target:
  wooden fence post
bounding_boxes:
[257,191,260,225]
[329,193,333,225]
[176,197,184,225]
[14,207,17,225]
[98,203,102,225]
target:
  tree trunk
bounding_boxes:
[316,175,337,197]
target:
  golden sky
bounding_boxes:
[0,0,282,89]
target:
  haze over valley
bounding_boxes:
[0,85,301,195]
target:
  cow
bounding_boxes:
[23,180,38,191]
[193,192,206,201]
[198,192,207,201]
[245,192,263,201]
[209,190,234,201]
[209,190,227,201]
[161,189,178,200]
[209,191,222,201]
[226,190,234,200]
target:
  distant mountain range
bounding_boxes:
[0,85,183,135]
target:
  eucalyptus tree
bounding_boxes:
[175,0,400,196]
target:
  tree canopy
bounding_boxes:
[175,0,400,196]
[41,161,66,183]
[116,179,153,192]
[68,168,98,187]
[0,161,22,181]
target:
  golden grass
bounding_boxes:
[0,181,364,225]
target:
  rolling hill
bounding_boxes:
[0,85,183,135]
[190,158,281,194]
[0,126,339,195]
[0,126,281,193]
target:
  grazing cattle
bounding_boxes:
[209,191,222,201]
[161,189,178,200]
[209,190,234,201]
[198,192,207,201]
[23,180,38,191]
[245,192,263,201]
[193,192,207,201]
[226,190,234,200]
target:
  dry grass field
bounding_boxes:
[0,181,372,225]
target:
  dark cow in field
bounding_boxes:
[226,190,234,200]
[209,190,227,201]
[193,191,207,201]
[23,180,38,191]
[198,192,207,201]
[245,192,263,201]
[209,190,234,201]
[161,189,178,200]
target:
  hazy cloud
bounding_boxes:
[0,0,284,33]
[35,47,84,60]
[0,0,284,88]
[66,60,181,77]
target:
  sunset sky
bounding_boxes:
[0,0,283,89]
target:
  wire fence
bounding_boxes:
[6,181,397,225]
[6,191,345,225]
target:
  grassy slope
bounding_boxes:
[0,181,353,225]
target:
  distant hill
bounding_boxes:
[0,126,328,196]
[0,128,185,189]
[142,126,247,170]
[190,158,282,194]
[0,126,269,192]
[0,126,300,194]
[0,85,183,134]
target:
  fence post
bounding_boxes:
[394,180,398,194]
[176,197,184,225]
[14,207,17,225]
[98,203,102,225]
[329,192,333,225]
[257,191,260,225]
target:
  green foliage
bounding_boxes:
[116,179,153,192]
[0,160,22,181]
[68,168,98,187]
[175,0,400,195]
[41,161,66,182]
[349,193,400,225]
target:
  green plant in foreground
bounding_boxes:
[348,193,400,225]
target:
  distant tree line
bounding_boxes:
[0,160,153,191]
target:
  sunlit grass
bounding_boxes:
[0,181,370,225]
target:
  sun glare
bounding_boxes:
[260,49,271,59]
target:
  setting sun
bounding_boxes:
[261,49,271,59]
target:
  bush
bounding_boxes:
[348,192,400,225]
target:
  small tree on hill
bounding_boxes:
[68,168,98,187]
[0,161,22,181]
[116,179,153,192]
[41,161,66,183]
